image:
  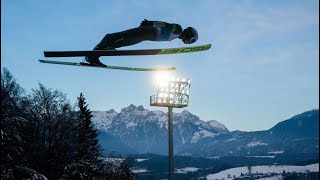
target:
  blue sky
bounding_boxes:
[2,0,319,131]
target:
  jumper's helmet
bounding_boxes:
[182,27,198,44]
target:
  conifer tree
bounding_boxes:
[76,93,101,162]
[64,93,103,179]
[65,93,134,179]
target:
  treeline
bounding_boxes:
[1,67,134,180]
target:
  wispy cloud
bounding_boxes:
[201,1,319,68]
[250,43,319,66]
[240,7,318,33]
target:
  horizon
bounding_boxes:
[2,0,319,131]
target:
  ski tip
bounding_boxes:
[203,44,211,49]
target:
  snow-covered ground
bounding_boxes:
[136,158,148,162]
[258,175,282,180]
[209,156,220,159]
[132,166,200,174]
[206,163,319,180]
[246,156,275,158]
[247,141,268,147]
[267,151,284,154]
[175,167,200,174]
[191,129,217,143]
[132,169,149,173]
[101,157,125,165]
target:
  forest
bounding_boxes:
[1,67,134,180]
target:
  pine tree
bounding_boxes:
[76,93,101,162]
[64,93,135,179]
[64,93,103,179]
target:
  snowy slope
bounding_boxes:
[92,109,118,130]
[207,120,228,133]
[206,163,319,180]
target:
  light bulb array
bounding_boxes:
[150,77,191,107]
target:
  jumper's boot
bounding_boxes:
[84,56,107,67]
[84,45,117,67]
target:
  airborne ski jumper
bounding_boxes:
[85,19,200,66]
[40,19,211,71]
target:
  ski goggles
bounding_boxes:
[185,31,197,44]
[189,37,196,44]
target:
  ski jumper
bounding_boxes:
[93,21,183,50]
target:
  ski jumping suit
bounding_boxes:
[93,21,183,50]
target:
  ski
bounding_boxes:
[44,44,211,57]
[38,59,176,71]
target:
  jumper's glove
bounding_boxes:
[140,19,152,26]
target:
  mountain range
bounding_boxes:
[92,105,319,157]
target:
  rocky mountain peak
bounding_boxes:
[121,104,137,113]
[181,110,191,116]
[137,105,145,111]
[106,109,117,114]
[207,120,229,132]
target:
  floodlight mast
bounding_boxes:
[150,77,191,180]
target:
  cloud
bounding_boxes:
[200,1,318,67]
[244,7,318,33]
[250,43,319,66]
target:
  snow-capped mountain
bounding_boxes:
[93,109,118,130]
[207,120,228,133]
[92,105,319,157]
[92,104,229,155]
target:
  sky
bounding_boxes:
[1,0,319,131]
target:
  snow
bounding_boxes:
[206,163,319,180]
[180,130,186,144]
[268,151,284,154]
[153,110,165,116]
[132,169,149,173]
[154,111,167,128]
[191,129,217,143]
[258,175,282,180]
[247,156,275,158]
[158,121,167,129]
[103,158,125,163]
[134,109,149,116]
[209,156,220,159]
[207,120,228,131]
[153,110,167,121]
[136,158,148,162]
[158,115,167,122]
[92,110,117,130]
[175,167,199,173]
[226,138,237,142]
[126,121,136,128]
[247,141,268,147]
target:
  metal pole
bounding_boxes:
[168,107,174,180]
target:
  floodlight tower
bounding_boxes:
[150,77,191,180]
